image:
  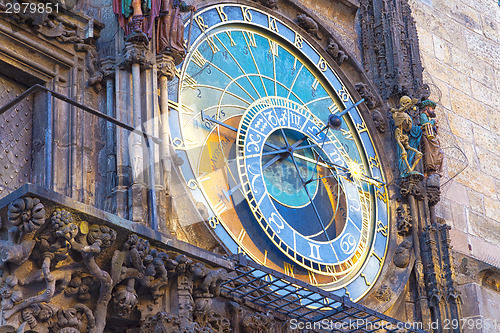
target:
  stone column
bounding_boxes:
[122,32,150,224]
[401,174,432,325]
[156,54,176,235]
[101,58,117,214]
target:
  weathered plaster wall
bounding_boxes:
[409,0,500,327]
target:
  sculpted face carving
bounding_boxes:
[371,109,386,133]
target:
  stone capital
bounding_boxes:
[121,32,151,69]
[100,58,116,79]
[156,54,176,80]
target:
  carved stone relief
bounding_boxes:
[396,207,411,236]
[251,0,278,9]
[296,14,321,40]
[394,239,411,268]
[326,38,348,65]
[0,194,239,332]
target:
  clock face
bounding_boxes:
[170,4,389,301]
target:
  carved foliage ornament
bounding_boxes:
[0,196,231,332]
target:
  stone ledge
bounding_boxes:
[0,183,234,270]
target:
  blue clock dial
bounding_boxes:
[170,4,390,301]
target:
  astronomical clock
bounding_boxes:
[169,3,390,301]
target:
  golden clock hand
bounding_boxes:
[292,152,385,186]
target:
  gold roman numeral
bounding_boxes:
[214,200,227,215]
[328,103,339,114]
[244,31,257,48]
[206,36,220,54]
[283,262,295,277]
[182,73,197,89]
[268,40,279,57]
[311,79,319,91]
[191,50,207,68]
[308,271,318,285]
[225,31,236,46]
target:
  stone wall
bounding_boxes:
[409,0,500,327]
[409,0,499,266]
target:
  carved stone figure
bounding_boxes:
[419,100,443,175]
[394,239,412,268]
[375,285,393,302]
[253,0,278,9]
[21,303,55,330]
[113,281,139,316]
[241,312,273,333]
[113,0,152,36]
[355,82,377,110]
[156,0,196,64]
[396,206,412,235]
[296,14,321,40]
[326,38,348,65]
[0,275,23,311]
[371,108,386,133]
[426,173,441,206]
[390,96,422,175]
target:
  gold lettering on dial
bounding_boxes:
[243,31,257,48]
[183,73,197,89]
[328,103,339,114]
[237,229,247,254]
[337,87,349,101]
[308,243,322,260]
[283,262,295,277]
[187,179,198,190]
[195,16,208,31]
[208,216,220,229]
[294,33,303,49]
[311,79,319,91]
[308,271,318,285]
[268,17,279,32]
[225,31,236,46]
[214,200,228,215]
[242,7,252,21]
[206,36,220,54]
[237,229,247,243]
[191,49,207,68]
[216,6,228,22]
[317,57,328,72]
[376,220,388,237]
[268,40,279,57]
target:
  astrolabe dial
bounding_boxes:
[170,3,390,301]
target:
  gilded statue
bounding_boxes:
[419,100,443,174]
[390,96,423,174]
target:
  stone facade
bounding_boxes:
[409,0,500,328]
[0,0,498,331]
